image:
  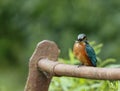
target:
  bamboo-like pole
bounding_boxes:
[38,59,120,80]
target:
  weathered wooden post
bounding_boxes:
[24,40,60,91]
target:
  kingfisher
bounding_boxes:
[73,33,97,67]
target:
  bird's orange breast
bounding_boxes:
[73,42,93,66]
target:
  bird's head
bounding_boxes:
[76,33,87,43]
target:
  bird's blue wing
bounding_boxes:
[85,43,97,67]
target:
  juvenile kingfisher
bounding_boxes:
[73,33,97,67]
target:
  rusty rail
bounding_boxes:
[24,40,120,91]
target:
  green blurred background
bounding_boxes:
[0,0,120,91]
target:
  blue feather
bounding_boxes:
[85,43,97,67]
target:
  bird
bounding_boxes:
[73,33,97,67]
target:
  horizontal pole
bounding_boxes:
[38,59,120,80]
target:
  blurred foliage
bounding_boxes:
[49,42,120,91]
[0,0,120,91]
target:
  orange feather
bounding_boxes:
[73,42,93,66]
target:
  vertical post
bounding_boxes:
[24,40,59,91]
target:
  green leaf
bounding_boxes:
[99,58,116,67]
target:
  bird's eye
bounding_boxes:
[78,39,82,41]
